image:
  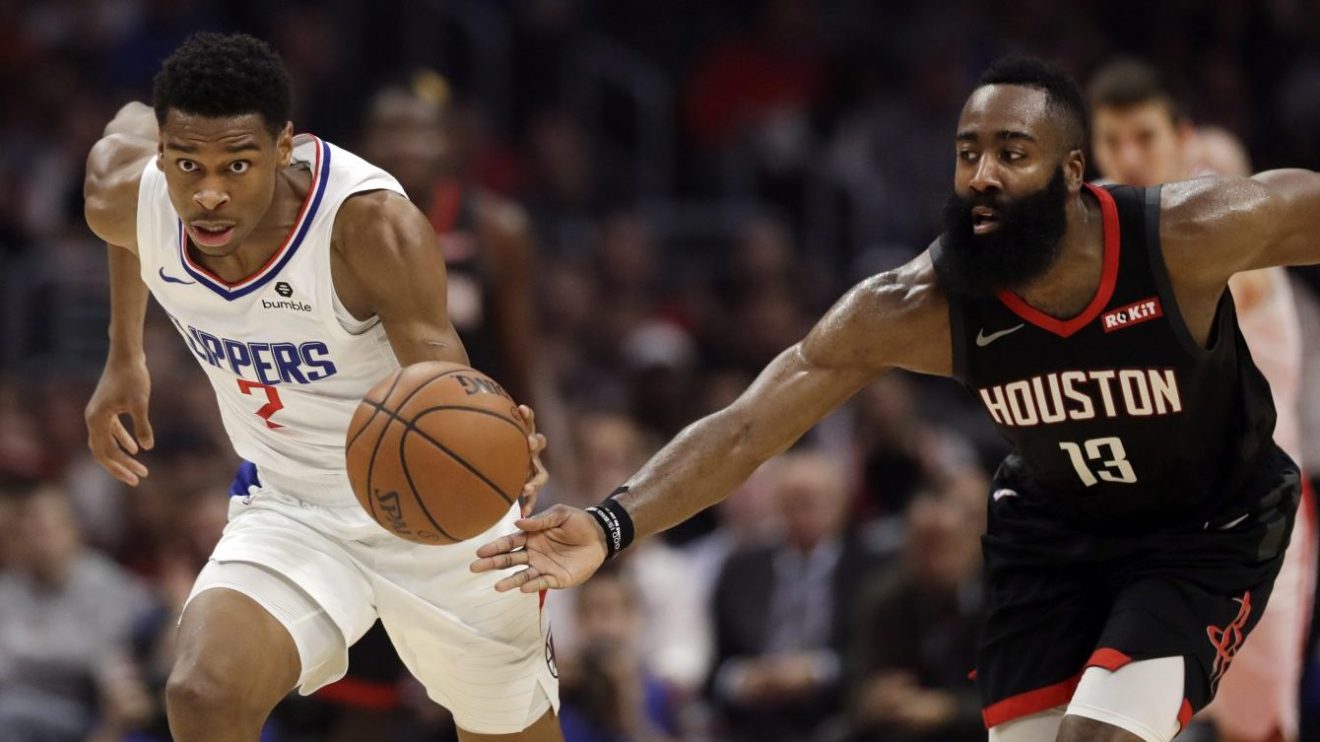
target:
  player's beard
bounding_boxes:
[935,165,1069,298]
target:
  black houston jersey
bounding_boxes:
[945,183,1283,533]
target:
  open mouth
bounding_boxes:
[189,222,237,248]
[971,206,1000,234]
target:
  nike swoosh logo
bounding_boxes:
[992,488,1018,502]
[159,267,196,285]
[976,324,1025,347]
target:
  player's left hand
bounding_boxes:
[518,405,548,517]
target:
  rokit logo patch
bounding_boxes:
[1102,297,1162,333]
[263,282,312,312]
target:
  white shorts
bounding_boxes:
[185,482,559,735]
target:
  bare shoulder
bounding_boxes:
[331,189,445,316]
[804,250,951,377]
[1159,175,1280,287]
[83,133,156,247]
[333,189,435,254]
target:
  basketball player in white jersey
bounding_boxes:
[1088,57,1316,742]
[81,33,561,741]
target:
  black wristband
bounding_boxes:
[586,487,635,560]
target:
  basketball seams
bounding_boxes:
[347,366,464,452]
[410,405,529,437]
[346,368,406,452]
[369,402,521,505]
[349,363,525,542]
[397,422,461,543]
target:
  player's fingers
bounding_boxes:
[513,511,560,532]
[518,405,537,434]
[110,417,139,455]
[469,549,530,574]
[528,431,546,455]
[519,573,560,594]
[130,403,154,450]
[474,532,528,559]
[495,566,540,593]
[88,429,144,485]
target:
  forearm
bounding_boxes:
[106,245,148,360]
[614,344,869,539]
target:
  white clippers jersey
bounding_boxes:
[136,135,405,506]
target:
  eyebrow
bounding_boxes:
[163,140,262,154]
[955,130,1037,143]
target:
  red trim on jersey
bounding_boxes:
[1177,698,1193,730]
[1085,647,1133,672]
[996,183,1121,338]
[180,135,324,288]
[982,671,1082,728]
[315,676,402,711]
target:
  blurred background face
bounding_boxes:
[575,574,642,648]
[361,89,450,199]
[11,486,81,582]
[774,452,851,551]
[1091,101,1189,186]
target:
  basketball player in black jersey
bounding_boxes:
[472,56,1317,741]
[360,73,538,408]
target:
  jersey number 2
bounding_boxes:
[237,380,285,429]
[1059,437,1136,486]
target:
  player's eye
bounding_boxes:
[177,159,198,173]
[1003,150,1025,162]
[958,150,979,163]
[229,161,250,174]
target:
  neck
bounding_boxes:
[1013,187,1105,319]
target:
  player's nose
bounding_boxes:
[969,157,1002,193]
[193,189,230,211]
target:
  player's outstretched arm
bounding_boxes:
[471,254,951,592]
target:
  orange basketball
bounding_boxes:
[345,361,530,545]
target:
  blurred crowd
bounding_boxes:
[7,1,1320,740]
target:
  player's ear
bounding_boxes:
[276,122,294,167]
[156,139,165,171]
[1064,148,1086,190]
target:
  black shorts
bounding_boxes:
[975,455,1300,730]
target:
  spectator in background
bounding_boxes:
[0,479,153,742]
[1088,58,1314,742]
[846,466,987,742]
[559,563,682,742]
[550,411,713,694]
[708,449,884,742]
[360,70,539,407]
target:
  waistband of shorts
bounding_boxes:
[253,465,359,509]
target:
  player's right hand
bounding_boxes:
[469,504,608,593]
[85,354,154,486]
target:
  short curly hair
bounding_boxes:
[152,32,292,133]
[976,56,1089,154]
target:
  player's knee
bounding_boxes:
[1056,715,1147,742]
[165,660,264,725]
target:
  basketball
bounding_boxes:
[345,361,530,545]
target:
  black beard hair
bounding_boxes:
[934,166,1070,298]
